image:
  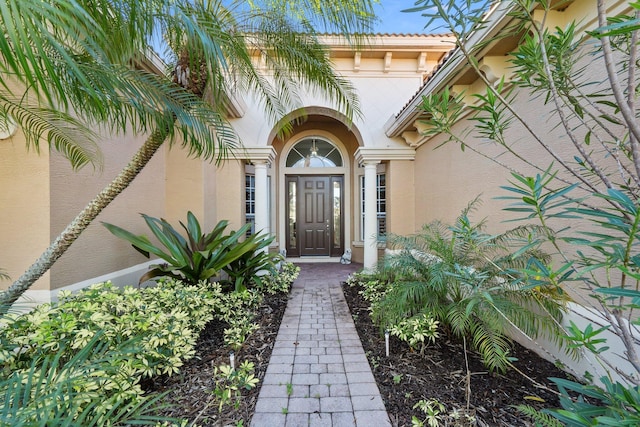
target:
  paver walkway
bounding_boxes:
[251,263,391,427]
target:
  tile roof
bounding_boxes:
[395,46,457,118]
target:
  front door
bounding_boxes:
[286,175,343,257]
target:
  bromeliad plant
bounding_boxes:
[377,199,568,373]
[221,245,280,293]
[103,212,275,289]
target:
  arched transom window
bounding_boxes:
[286,138,343,168]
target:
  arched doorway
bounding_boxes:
[281,136,349,257]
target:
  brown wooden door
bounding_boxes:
[299,176,331,256]
[286,175,343,257]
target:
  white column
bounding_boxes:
[254,161,269,244]
[363,161,379,270]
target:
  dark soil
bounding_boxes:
[146,269,571,426]
[144,291,289,426]
[342,280,571,427]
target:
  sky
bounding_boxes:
[373,1,435,34]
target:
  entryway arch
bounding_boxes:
[278,130,352,258]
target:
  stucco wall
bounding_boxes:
[387,160,416,236]
[49,128,166,290]
[165,145,206,225]
[215,159,243,232]
[0,127,51,292]
[412,29,625,306]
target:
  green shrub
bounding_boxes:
[212,361,259,412]
[217,290,262,351]
[1,280,220,379]
[217,262,299,350]
[103,212,274,287]
[0,257,297,423]
[518,376,640,426]
[0,334,180,426]
[372,199,568,373]
[0,279,217,425]
[346,271,389,317]
[389,314,439,355]
[222,247,281,293]
[255,261,300,295]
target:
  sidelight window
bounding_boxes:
[360,173,386,240]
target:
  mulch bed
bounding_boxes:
[342,280,572,427]
[143,291,289,426]
[144,275,571,426]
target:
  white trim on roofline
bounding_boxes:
[383,1,515,138]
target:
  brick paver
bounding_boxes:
[251,263,391,427]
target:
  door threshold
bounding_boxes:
[286,256,341,263]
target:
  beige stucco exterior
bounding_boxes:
[1,124,51,292]
[0,2,616,293]
[1,0,637,383]
[48,128,167,290]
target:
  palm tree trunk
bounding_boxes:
[0,124,172,313]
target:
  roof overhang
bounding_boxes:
[383,1,516,139]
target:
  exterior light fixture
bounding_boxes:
[0,115,17,140]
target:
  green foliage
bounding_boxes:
[516,404,563,427]
[407,0,640,423]
[0,334,180,426]
[254,261,300,295]
[346,270,389,315]
[1,281,219,379]
[218,290,262,351]
[0,280,218,424]
[412,399,445,427]
[222,246,280,293]
[389,314,439,354]
[410,398,475,427]
[0,263,299,422]
[543,377,640,426]
[374,199,567,373]
[212,361,259,412]
[103,212,274,288]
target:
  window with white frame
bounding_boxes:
[245,170,271,237]
[245,174,255,236]
[360,172,386,240]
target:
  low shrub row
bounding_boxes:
[0,262,300,426]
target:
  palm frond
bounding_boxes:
[375,198,569,372]
[0,94,102,170]
[0,333,176,425]
[470,319,513,373]
[516,404,564,427]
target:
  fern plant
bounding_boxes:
[377,198,568,372]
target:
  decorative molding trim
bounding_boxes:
[355,147,416,163]
[223,91,247,118]
[400,131,424,147]
[478,56,514,84]
[240,146,277,163]
[384,52,392,73]
[417,52,427,73]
